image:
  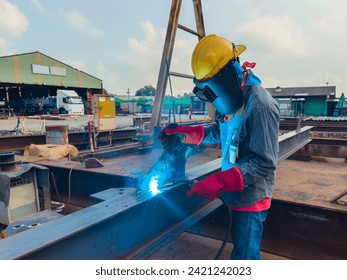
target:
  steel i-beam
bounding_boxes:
[0,127,313,259]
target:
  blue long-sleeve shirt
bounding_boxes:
[202,85,280,207]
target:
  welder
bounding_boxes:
[159,34,280,260]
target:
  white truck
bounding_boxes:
[56,89,85,115]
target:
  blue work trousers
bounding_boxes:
[230,210,268,260]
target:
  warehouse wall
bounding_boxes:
[304,98,327,116]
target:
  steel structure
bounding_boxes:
[0,128,137,152]
[0,126,313,259]
[3,0,346,261]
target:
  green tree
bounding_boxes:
[183,92,194,97]
[135,85,156,96]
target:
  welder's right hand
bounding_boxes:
[158,123,204,146]
[186,166,245,201]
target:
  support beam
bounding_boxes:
[278,126,313,163]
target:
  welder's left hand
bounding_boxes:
[186,166,244,201]
[158,123,204,146]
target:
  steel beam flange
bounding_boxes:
[278,126,313,163]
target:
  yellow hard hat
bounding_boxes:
[191,34,246,81]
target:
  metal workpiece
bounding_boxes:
[137,134,188,193]
[280,117,347,132]
[0,128,313,259]
[277,126,313,163]
[0,161,214,260]
[330,190,347,205]
[0,128,137,152]
[262,200,347,259]
[0,151,21,171]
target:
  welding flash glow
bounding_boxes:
[149,175,160,195]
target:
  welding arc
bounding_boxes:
[214,195,232,260]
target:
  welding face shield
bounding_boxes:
[192,59,244,115]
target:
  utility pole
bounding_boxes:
[127,88,130,113]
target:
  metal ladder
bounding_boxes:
[150,0,212,136]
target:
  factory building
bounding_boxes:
[0,51,103,113]
[333,93,347,116]
[268,86,336,117]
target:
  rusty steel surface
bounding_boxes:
[15,127,314,192]
[0,134,46,151]
[310,137,347,146]
[262,200,347,259]
[330,189,347,205]
[295,142,347,159]
[310,131,347,140]
[0,128,137,152]
[177,24,201,37]
[17,146,219,180]
[193,0,206,39]
[274,159,347,212]
[280,117,347,132]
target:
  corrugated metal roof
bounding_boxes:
[267,86,336,97]
[0,51,102,89]
[309,116,347,121]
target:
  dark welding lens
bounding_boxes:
[203,86,218,103]
[192,86,209,101]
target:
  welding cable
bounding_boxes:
[214,195,232,260]
[75,128,89,151]
[64,162,84,214]
[13,116,20,133]
[49,172,61,201]
[51,200,65,213]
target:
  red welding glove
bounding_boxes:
[186,166,244,201]
[158,123,204,146]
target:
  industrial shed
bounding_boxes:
[268,86,336,117]
[0,51,103,105]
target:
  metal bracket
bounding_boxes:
[330,190,347,205]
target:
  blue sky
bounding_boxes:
[1,0,346,97]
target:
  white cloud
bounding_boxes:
[0,0,29,38]
[30,0,44,13]
[312,11,345,45]
[112,20,196,95]
[0,37,10,55]
[62,10,105,37]
[96,61,107,73]
[115,20,163,73]
[237,15,309,58]
[63,59,87,72]
[141,20,157,42]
